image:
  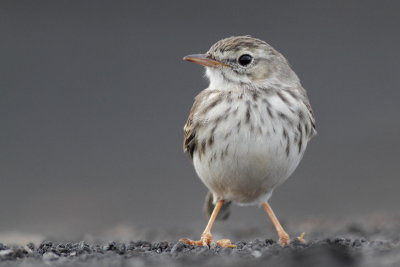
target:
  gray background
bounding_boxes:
[1,1,399,238]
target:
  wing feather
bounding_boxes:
[183,90,212,158]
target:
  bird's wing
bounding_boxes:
[304,99,317,137]
[183,90,209,158]
[298,86,317,139]
[183,117,196,159]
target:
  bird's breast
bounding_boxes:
[192,89,312,204]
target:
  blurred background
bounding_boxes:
[1,0,399,241]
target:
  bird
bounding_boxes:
[179,36,316,247]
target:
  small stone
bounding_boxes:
[38,241,53,254]
[43,252,59,262]
[14,247,28,258]
[41,241,53,247]
[116,243,126,255]
[24,245,33,254]
[333,237,346,244]
[170,242,186,254]
[152,241,169,252]
[265,239,274,246]
[102,242,116,251]
[352,239,367,247]
[251,250,262,258]
[26,242,35,251]
[78,241,91,253]
[0,249,13,257]
[127,242,136,250]
[141,241,152,248]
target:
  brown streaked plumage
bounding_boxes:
[180,36,316,248]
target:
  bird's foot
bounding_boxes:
[179,231,212,246]
[215,239,236,248]
[297,232,306,244]
[179,232,236,248]
[278,232,291,246]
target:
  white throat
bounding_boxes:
[205,68,238,90]
[205,67,299,91]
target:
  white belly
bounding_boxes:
[192,90,309,204]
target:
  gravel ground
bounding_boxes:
[1,215,400,267]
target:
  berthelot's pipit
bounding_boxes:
[179,36,316,247]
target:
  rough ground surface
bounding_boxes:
[1,215,400,267]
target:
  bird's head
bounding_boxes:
[184,36,299,89]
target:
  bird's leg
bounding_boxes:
[179,200,236,248]
[262,202,290,246]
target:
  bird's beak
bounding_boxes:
[183,54,229,67]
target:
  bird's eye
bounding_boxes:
[238,54,253,66]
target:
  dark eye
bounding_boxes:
[238,54,252,66]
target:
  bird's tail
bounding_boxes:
[203,191,231,221]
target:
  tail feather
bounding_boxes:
[203,191,231,221]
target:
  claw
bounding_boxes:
[179,238,203,246]
[179,232,214,247]
[179,233,235,248]
[201,232,213,246]
[297,232,306,244]
[216,239,236,248]
[178,200,236,248]
[278,232,290,246]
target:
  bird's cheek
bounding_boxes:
[250,66,272,81]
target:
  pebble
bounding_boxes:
[251,250,262,258]
[0,249,13,257]
[43,252,59,262]
[0,237,395,267]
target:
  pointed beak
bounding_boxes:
[183,54,229,67]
